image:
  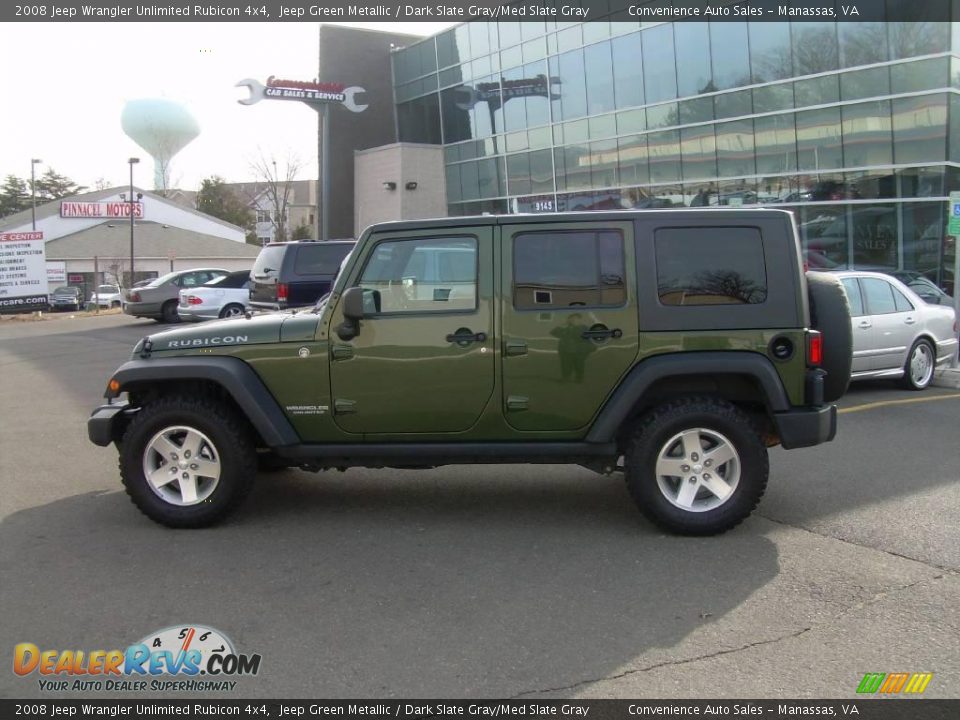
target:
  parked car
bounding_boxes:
[123,268,228,323]
[835,271,958,390]
[178,270,253,322]
[249,241,355,311]
[49,286,83,311]
[89,284,123,308]
[888,271,954,306]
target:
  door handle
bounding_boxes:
[857,321,872,329]
[581,325,622,341]
[446,328,486,346]
[904,317,916,325]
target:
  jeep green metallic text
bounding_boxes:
[88,210,852,535]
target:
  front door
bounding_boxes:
[501,222,638,432]
[329,229,494,435]
[841,278,875,374]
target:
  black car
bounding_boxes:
[249,241,355,311]
[49,286,83,311]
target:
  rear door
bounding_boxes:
[500,221,638,431]
[860,277,916,371]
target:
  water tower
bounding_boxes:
[121,99,200,192]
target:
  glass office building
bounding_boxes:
[391,6,960,290]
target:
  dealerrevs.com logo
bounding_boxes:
[13,625,261,692]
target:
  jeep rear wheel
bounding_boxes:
[119,396,257,527]
[624,397,768,535]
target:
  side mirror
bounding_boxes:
[342,286,366,320]
[337,287,366,341]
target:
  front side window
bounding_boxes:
[655,227,768,305]
[841,278,865,316]
[357,237,478,314]
[513,230,626,310]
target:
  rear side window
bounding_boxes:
[513,230,626,310]
[655,227,767,305]
[294,244,353,275]
[861,278,896,315]
[892,286,914,312]
[841,278,864,316]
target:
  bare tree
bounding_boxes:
[94,177,111,191]
[247,150,304,243]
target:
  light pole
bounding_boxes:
[30,158,42,230]
[128,157,140,286]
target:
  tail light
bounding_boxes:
[807,330,823,367]
[277,283,288,302]
[183,295,202,306]
[130,292,141,302]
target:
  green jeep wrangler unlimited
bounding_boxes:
[89,210,852,535]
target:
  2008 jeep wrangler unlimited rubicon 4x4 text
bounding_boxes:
[88,210,852,535]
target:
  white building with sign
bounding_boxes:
[0,187,258,305]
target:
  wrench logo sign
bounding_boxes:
[236,77,367,113]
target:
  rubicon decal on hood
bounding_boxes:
[166,336,249,348]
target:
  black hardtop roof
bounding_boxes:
[367,208,794,234]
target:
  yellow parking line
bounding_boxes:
[839,393,960,414]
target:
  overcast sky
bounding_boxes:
[0,22,454,193]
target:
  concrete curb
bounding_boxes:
[932,367,960,389]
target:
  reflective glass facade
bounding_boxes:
[393,10,960,289]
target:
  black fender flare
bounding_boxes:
[105,356,300,448]
[585,351,790,444]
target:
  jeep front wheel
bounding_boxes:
[119,396,257,527]
[624,397,768,535]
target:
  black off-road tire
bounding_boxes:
[806,271,853,402]
[160,300,180,324]
[624,397,769,536]
[119,396,257,528]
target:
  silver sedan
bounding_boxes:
[834,271,958,390]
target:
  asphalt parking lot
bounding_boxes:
[1,313,958,699]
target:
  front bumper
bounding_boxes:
[88,402,131,446]
[773,404,837,449]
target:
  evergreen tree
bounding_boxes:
[197,176,255,231]
[0,175,29,218]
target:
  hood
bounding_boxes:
[144,311,320,353]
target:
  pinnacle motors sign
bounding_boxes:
[60,201,144,219]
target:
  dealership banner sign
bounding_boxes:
[60,201,144,219]
[46,261,66,284]
[0,231,47,313]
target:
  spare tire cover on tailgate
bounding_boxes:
[806,271,853,402]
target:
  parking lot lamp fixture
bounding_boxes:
[128,157,140,285]
[30,159,42,230]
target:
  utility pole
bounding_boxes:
[30,158,42,230]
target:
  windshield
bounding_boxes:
[146,271,179,287]
[97,285,118,293]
